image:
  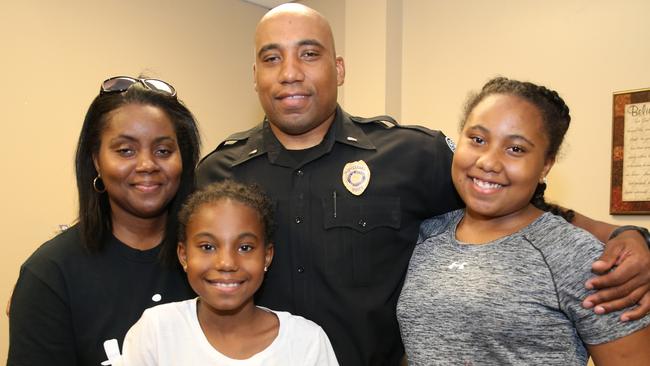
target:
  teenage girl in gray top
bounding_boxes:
[397,77,650,365]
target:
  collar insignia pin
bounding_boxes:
[342,160,371,196]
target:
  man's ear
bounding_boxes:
[253,63,258,92]
[335,56,345,86]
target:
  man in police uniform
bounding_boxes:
[197,4,650,366]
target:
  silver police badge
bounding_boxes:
[342,160,371,196]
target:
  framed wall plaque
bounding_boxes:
[610,88,650,214]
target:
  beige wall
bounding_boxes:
[2,0,649,362]
[400,0,650,228]
[0,0,266,361]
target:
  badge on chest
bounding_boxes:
[342,160,371,196]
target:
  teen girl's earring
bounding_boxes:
[93,174,106,193]
[264,266,268,272]
[540,176,548,185]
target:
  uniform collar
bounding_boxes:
[231,105,376,167]
[332,106,376,150]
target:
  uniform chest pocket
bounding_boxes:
[320,196,401,287]
[322,196,401,232]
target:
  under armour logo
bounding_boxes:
[448,262,467,270]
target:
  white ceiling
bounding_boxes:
[241,0,294,10]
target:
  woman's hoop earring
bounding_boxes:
[93,175,106,193]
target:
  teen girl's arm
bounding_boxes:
[571,212,650,321]
[588,325,650,365]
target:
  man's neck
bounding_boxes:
[268,114,336,150]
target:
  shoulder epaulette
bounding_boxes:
[215,123,265,149]
[350,115,399,128]
[220,130,250,147]
[199,125,260,166]
[350,114,443,137]
[399,124,442,136]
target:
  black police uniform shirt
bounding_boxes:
[8,225,194,366]
[196,106,462,366]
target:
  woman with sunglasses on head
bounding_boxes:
[8,76,201,366]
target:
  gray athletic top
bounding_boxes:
[397,209,650,365]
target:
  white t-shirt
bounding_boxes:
[118,298,339,366]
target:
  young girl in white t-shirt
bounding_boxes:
[119,180,339,365]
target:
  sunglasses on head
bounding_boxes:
[100,76,177,97]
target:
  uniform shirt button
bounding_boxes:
[295,216,302,224]
[297,266,305,273]
[296,170,304,177]
[358,220,367,228]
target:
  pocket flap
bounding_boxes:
[322,196,401,233]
